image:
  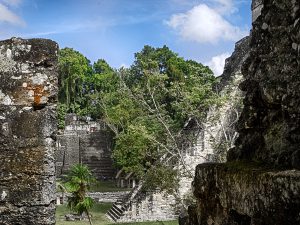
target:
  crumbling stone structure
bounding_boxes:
[56,114,116,180]
[0,38,58,225]
[187,1,300,224]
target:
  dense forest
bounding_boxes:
[58,46,221,191]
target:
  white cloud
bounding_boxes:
[166,3,247,44]
[205,52,230,76]
[0,2,25,26]
[1,0,22,7]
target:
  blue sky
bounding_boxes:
[0,0,251,75]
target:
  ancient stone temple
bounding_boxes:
[55,114,116,180]
[187,0,300,224]
[0,38,58,225]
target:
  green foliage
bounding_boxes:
[129,45,218,129]
[58,48,93,115]
[64,164,96,225]
[58,48,117,120]
[57,103,68,129]
[142,165,179,194]
[93,59,114,74]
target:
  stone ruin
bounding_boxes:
[2,2,299,224]
[0,38,58,224]
[55,114,116,180]
[186,0,300,224]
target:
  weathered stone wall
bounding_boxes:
[119,191,177,222]
[89,191,130,203]
[187,1,300,224]
[107,185,177,223]
[56,134,80,175]
[0,38,58,224]
[192,163,300,225]
[80,131,115,179]
[228,0,300,169]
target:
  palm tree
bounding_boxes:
[65,164,96,225]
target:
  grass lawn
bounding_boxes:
[56,203,178,225]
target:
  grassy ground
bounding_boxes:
[56,203,178,225]
[56,203,112,225]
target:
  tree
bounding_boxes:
[84,59,121,120]
[64,164,96,225]
[58,48,93,114]
[93,59,114,75]
[97,45,220,192]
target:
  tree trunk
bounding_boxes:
[86,210,93,225]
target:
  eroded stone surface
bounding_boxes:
[229,0,300,169]
[0,37,57,108]
[190,163,300,225]
[0,37,58,225]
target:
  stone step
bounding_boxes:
[111,204,124,215]
[106,201,127,222]
[107,205,124,221]
[106,210,118,222]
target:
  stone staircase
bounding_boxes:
[106,199,127,222]
[81,155,116,179]
[79,131,116,179]
[106,182,143,221]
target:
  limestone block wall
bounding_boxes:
[119,191,177,222]
[192,163,300,225]
[56,191,130,205]
[88,191,130,203]
[0,38,58,225]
